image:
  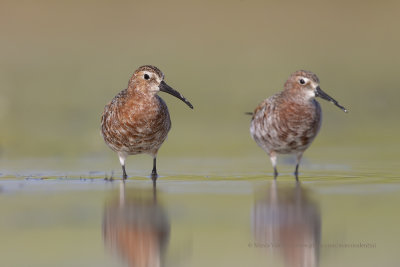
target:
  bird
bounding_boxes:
[101,65,193,181]
[249,70,347,180]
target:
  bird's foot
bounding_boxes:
[151,171,158,181]
[122,165,128,180]
[273,168,278,179]
[294,164,299,181]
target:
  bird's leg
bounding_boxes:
[122,165,127,180]
[269,152,278,179]
[294,165,299,181]
[118,152,128,180]
[294,152,303,181]
[151,157,158,182]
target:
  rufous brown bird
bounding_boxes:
[101,65,193,181]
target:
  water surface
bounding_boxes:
[1,161,399,267]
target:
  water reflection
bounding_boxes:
[103,182,170,267]
[252,181,321,267]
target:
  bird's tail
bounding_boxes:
[244,112,253,116]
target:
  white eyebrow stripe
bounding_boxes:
[143,71,152,76]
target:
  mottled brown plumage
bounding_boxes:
[101,65,193,180]
[250,70,347,180]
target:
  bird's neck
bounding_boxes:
[283,89,315,105]
[127,86,158,100]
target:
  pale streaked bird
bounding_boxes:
[250,70,347,180]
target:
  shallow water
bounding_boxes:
[1,157,399,267]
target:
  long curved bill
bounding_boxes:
[159,81,193,109]
[315,86,347,113]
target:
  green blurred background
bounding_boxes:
[1,0,399,173]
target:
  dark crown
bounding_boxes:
[136,65,164,79]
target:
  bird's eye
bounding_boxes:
[144,74,150,80]
[299,79,305,85]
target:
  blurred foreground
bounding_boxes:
[0,175,399,266]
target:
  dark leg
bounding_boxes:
[294,152,303,181]
[122,165,127,180]
[151,157,158,182]
[294,164,299,181]
[273,167,278,179]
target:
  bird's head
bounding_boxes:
[285,70,347,112]
[129,65,193,109]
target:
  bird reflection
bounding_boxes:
[252,181,321,267]
[103,182,170,267]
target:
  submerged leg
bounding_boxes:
[294,164,299,181]
[151,157,158,182]
[118,152,128,180]
[269,152,278,179]
[294,152,303,181]
[122,165,127,180]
